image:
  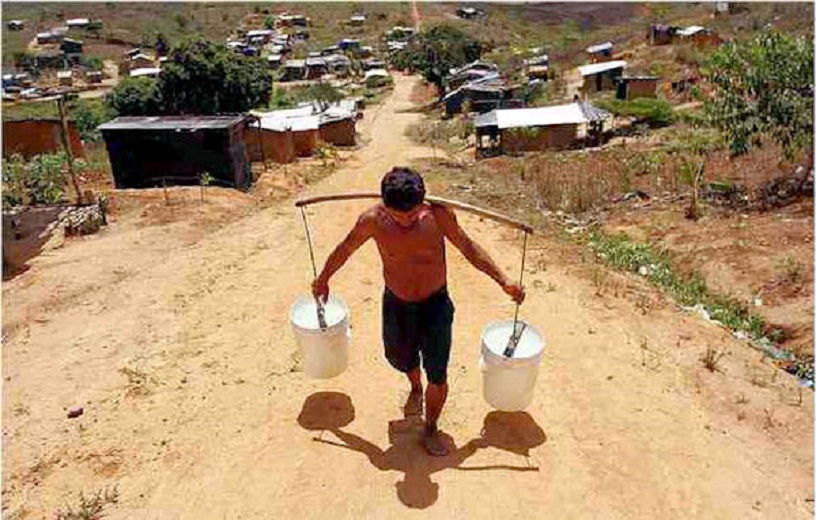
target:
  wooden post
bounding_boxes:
[258,121,268,172]
[56,95,83,204]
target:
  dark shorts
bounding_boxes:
[382,286,455,385]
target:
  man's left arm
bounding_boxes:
[432,204,525,304]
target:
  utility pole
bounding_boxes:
[56,93,83,204]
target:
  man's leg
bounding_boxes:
[404,366,423,417]
[425,381,448,432]
[421,290,454,456]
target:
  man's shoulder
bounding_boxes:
[358,203,384,226]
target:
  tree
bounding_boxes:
[81,55,104,71]
[704,30,813,159]
[391,24,482,92]
[106,77,161,116]
[154,32,170,57]
[106,38,271,116]
[300,82,343,111]
[158,38,270,114]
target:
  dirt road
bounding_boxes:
[2,74,812,519]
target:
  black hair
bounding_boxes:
[380,167,425,211]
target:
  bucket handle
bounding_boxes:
[300,206,328,331]
[503,230,529,358]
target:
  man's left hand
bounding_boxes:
[502,283,525,304]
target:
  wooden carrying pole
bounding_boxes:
[295,192,533,234]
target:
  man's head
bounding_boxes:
[381,167,426,227]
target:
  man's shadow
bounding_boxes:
[297,392,547,509]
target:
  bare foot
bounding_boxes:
[403,387,423,417]
[424,427,450,457]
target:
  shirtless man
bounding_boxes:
[312,167,524,456]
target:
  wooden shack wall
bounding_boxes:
[3,120,84,158]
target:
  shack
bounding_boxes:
[281,60,306,82]
[267,54,283,70]
[474,102,611,157]
[245,29,274,45]
[57,70,73,86]
[616,75,659,100]
[324,54,351,76]
[586,42,613,63]
[3,118,84,158]
[305,57,328,80]
[7,20,24,31]
[86,70,103,83]
[443,79,513,116]
[578,60,626,93]
[648,24,678,45]
[278,14,309,27]
[456,6,486,19]
[677,26,722,46]
[362,59,386,71]
[66,18,90,29]
[60,38,84,55]
[350,14,366,26]
[36,32,64,45]
[129,67,161,78]
[250,108,320,161]
[526,54,550,82]
[338,38,360,51]
[34,50,67,70]
[446,61,499,91]
[319,109,357,146]
[525,54,549,81]
[97,116,252,189]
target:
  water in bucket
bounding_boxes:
[290,295,351,379]
[480,320,545,411]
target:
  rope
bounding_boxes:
[300,206,318,279]
[504,230,529,357]
[299,206,327,330]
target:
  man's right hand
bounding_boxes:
[312,277,329,302]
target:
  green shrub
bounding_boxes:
[365,74,393,89]
[595,97,675,127]
[81,55,104,71]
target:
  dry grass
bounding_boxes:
[701,344,727,372]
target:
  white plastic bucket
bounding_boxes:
[480,320,545,411]
[290,294,351,379]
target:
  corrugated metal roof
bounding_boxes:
[586,42,613,53]
[306,57,326,66]
[258,114,320,132]
[678,25,705,36]
[129,68,161,78]
[246,29,274,37]
[621,75,659,81]
[57,71,72,78]
[578,60,627,77]
[66,18,90,25]
[285,60,306,68]
[525,54,549,66]
[475,102,611,129]
[365,69,390,79]
[98,115,247,131]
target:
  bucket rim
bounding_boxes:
[290,293,350,332]
[480,319,545,361]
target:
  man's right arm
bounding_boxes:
[312,210,375,301]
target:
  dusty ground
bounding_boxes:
[2,74,813,519]
[605,198,814,353]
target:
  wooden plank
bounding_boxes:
[295,192,533,233]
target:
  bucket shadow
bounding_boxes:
[298,393,547,509]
